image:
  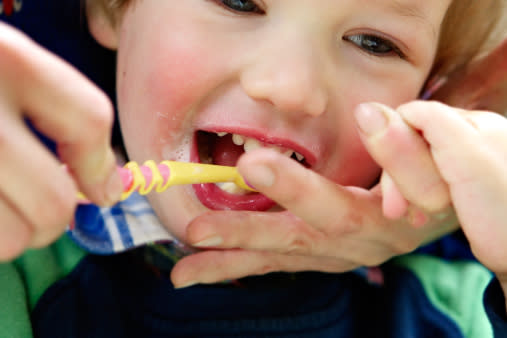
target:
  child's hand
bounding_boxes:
[360,100,507,307]
[361,38,507,280]
[0,23,122,260]
[358,101,507,279]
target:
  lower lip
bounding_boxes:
[193,183,275,211]
[190,135,275,211]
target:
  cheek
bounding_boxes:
[324,127,381,188]
[337,138,381,187]
[322,74,422,187]
[117,34,222,159]
[147,45,213,115]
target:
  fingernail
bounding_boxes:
[193,235,223,247]
[244,164,275,188]
[355,103,388,136]
[105,172,124,205]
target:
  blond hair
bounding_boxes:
[433,0,506,78]
[94,0,506,80]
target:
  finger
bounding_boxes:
[380,171,408,219]
[397,101,486,185]
[0,23,122,205]
[0,194,32,261]
[464,111,507,149]
[0,109,76,247]
[186,210,328,256]
[186,207,404,265]
[171,249,356,288]
[236,148,364,230]
[354,102,450,213]
[399,104,507,264]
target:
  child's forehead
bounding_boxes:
[365,0,449,17]
[383,0,429,18]
[359,0,452,34]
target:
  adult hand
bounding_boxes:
[381,101,507,278]
[172,144,457,288]
[428,37,507,310]
[0,23,122,260]
[373,100,507,310]
[171,38,507,288]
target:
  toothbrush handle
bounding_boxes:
[77,161,255,203]
[160,161,252,189]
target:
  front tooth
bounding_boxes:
[295,152,305,161]
[244,138,262,153]
[217,132,227,137]
[232,134,245,146]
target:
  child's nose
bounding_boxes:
[240,33,330,118]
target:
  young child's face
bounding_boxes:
[104,0,451,240]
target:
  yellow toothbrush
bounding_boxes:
[78,160,255,203]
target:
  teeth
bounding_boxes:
[232,134,245,146]
[217,182,248,195]
[212,132,308,194]
[243,138,262,153]
[217,132,305,162]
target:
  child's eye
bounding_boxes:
[213,0,265,14]
[344,34,405,59]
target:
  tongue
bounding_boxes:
[212,134,245,166]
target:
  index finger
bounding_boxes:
[236,148,376,231]
[0,23,122,205]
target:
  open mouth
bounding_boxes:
[191,130,308,211]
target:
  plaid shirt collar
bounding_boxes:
[68,192,193,255]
